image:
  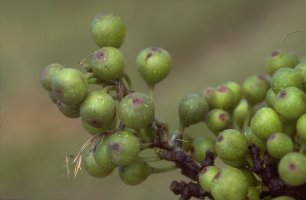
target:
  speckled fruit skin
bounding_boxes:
[118,159,152,185]
[242,74,270,105]
[82,117,117,135]
[271,196,296,200]
[137,47,172,86]
[198,166,220,192]
[233,99,250,129]
[51,68,88,105]
[271,68,304,93]
[273,87,306,120]
[297,114,306,142]
[91,47,125,81]
[178,93,209,127]
[118,92,154,130]
[80,90,116,130]
[211,167,249,200]
[107,130,140,165]
[215,129,248,162]
[210,85,236,110]
[91,13,125,48]
[84,149,115,178]
[224,81,241,107]
[191,137,215,163]
[57,102,80,118]
[250,107,282,140]
[265,50,299,75]
[92,137,117,175]
[206,108,231,134]
[267,133,293,159]
[41,63,65,91]
[266,88,277,107]
[278,152,306,186]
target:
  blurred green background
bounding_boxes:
[1,0,306,199]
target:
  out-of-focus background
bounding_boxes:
[0,0,306,199]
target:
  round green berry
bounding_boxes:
[137,125,158,143]
[84,149,114,178]
[137,47,172,86]
[278,152,306,186]
[107,130,140,165]
[92,137,117,174]
[215,129,248,161]
[51,68,88,105]
[49,92,58,104]
[90,47,125,81]
[273,87,306,120]
[266,88,277,107]
[271,196,295,200]
[40,63,65,91]
[210,85,236,110]
[178,93,209,127]
[118,159,152,185]
[118,92,154,130]
[82,117,117,135]
[297,114,306,142]
[250,107,282,140]
[191,137,215,163]
[238,167,258,186]
[244,127,266,154]
[247,186,261,200]
[206,108,231,134]
[271,68,304,93]
[57,102,80,118]
[265,50,299,75]
[233,99,251,130]
[91,12,125,48]
[211,167,249,200]
[80,90,116,130]
[224,81,241,107]
[198,166,220,192]
[242,74,270,105]
[267,133,293,159]
[201,86,215,105]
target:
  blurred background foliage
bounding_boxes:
[0,0,306,199]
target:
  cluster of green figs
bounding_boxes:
[40,12,306,200]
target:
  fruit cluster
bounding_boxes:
[40,12,306,200]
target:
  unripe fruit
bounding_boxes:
[244,127,266,154]
[51,68,88,105]
[222,158,246,167]
[271,68,304,93]
[247,186,261,200]
[49,92,58,104]
[210,85,236,110]
[278,152,306,186]
[242,74,270,105]
[198,166,220,192]
[266,88,277,107]
[224,81,241,107]
[93,137,117,174]
[137,47,172,86]
[215,129,248,161]
[201,86,215,105]
[82,117,117,135]
[297,114,306,142]
[40,63,65,91]
[57,102,80,118]
[239,167,258,186]
[233,99,251,129]
[80,90,116,130]
[250,107,282,140]
[137,125,158,143]
[273,87,306,120]
[178,93,209,127]
[107,130,140,165]
[206,108,231,134]
[267,133,293,159]
[90,47,125,81]
[211,167,249,200]
[191,137,215,163]
[271,196,296,200]
[91,13,125,48]
[84,149,114,178]
[118,159,152,185]
[118,92,154,130]
[265,50,299,75]
[182,133,193,152]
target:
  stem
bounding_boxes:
[102,85,116,93]
[152,165,177,174]
[84,72,95,80]
[122,72,134,91]
[148,84,155,101]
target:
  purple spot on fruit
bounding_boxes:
[271,50,280,57]
[217,86,228,93]
[110,143,120,151]
[55,88,63,99]
[268,134,276,141]
[204,88,213,96]
[132,96,144,105]
[214,171,221,179]
[216,135,224,143]
[219,113,226,121]
[90,119,102,128]
[95,51,104,60]
[151,47,160,52]
[288,162,297,171]
[145,53,152,62]
[279,90,287,99]
[200,167,208,175]
[257,74,266,81]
